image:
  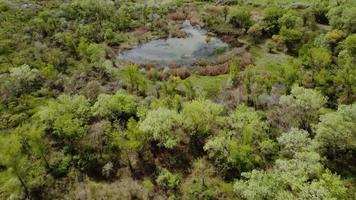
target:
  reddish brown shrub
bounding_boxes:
[206,5,223,15]
[168,12,186,21]
[241,52,253,68]
[170,67,191,79]
[197,63,229,76]
[140,63,154,70]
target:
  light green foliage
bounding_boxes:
[38,95,91,141]
[278,63,301,91]
[303,47,332,70]
[234,138,346,200]
[342,34,356,57]
[0,134,45,199]
[325,29,345,45]
[156,168,180,190]
[277,128,312,158]
[0,65,42,103]
[278,10,303,29]
[139,107,183,149]
[180,159,234,200]
[204,105,268,176]
[228,58,241,86]
[181,99,224,136]
[279,27,303,51]
[247,23,264,42]
[224,105,267,139]
[277,85,327,130]
[234,170,287,200]
[334,61,356,104]
[78,38,107,63]
[123,64,147,92]
[0,0,355,198]
[229,6,252,29]
[91,92,137,119]
[315,104,356,154]
[64,0,115,21]
[262,6,285,35]
[143,179,154,192]
[327,3,356,33]
[114,118,146,150]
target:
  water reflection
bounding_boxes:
[118,20,228,66]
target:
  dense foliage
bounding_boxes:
[0,0,355,199]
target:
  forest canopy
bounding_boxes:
[0,0,355,199]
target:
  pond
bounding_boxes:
[118,20,229,66]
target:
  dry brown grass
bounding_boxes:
[205,5,223,15]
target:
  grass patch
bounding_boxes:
[250,42,290,72]
[182,74,229,98]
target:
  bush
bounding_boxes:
[156,168,180,190]
[229,7,252,29]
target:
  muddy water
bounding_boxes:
[118,20,228,66]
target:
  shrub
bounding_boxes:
[229,7,252,29]
[156,168,180,190]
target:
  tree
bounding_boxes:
[234,136,347,200]
[123,64,147,93]
[38,95,91,146]
[314,104,356,158]
[229,7,252,30]
[91,92,137,119]
[279,27,303,53]
[302,47,332,70]
[327,4,356,34]
[0,65,42,103]
[223,105,267,140]
[181,99,224,136]
[156,168,180,190]
[204,105,270,178]
[278,10,303,29]
[139,108,183,149]
[270,85,327,131]
[262,6,285,36]
[342,34,356,58]
[277,128,312,158]
[180,158,234,200]
[0,134,45,199]
[334,62,356,104]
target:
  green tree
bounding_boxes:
[342,34,356,58]
[314,104,356,158]
[229,7,252,30]
[271,86,327,130]
[0,134,45,199]
[123,64,147,93]
[156,168,180,190]
[139,108,183,149]
[91,92,137,119]
[278,10,303,29]
[279,27,303,53]
[303,47,332,70]
[204,105,269,177]
[327,4,356,34]
[277,128,312,158]
[0,65,42,103]
[38,95,91,147]
[262,6,285,36]
[181,99,224,136]
[234,137,347,200]
[334,62,356,104]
